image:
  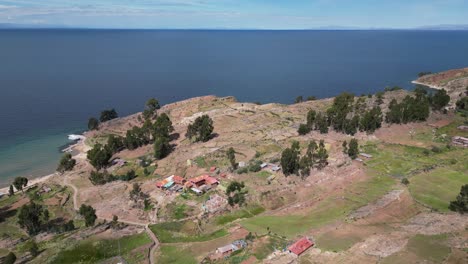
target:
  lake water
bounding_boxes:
[1,29,468,186]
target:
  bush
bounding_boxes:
[298,124,310,135]
[431,146,442,153]
[401,178,410,185]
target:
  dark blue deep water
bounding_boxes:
[1,29,468,185]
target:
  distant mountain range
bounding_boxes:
[1,23,468,30]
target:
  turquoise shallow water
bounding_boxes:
[1,29,468,186]
[0,128,80,187]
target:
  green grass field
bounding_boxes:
[382,234,451,264]
[242,173,395,238]
[157,245,198,264]
[149,221,228,243]
[50,232,152,264]
[409,167,468,212]
[316,233,362,252]
[215,205,265,225]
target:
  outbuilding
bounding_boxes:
[288,237,314,256]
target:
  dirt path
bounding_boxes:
[63,173,160,264]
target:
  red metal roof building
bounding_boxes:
[288,237,314,256]
[185,175,219,188]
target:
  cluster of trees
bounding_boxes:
[186,115,214,142]
[237,160,262,174]
[8,176,29,196]
[226,181,247,207]
[87,109,119,131]
[88,170,136,185]
[449,184,467,214]
[299,87,451,137]
[57,153,76,173]
[342,139,359,159]
[295,95,317,103]
[17,201,50,235]
[298,93,383,136]
[385,90,431,124]
[129,183,148,203]
[418,71,432,77]
[281,140,328,178]
[87,102,175,171]
[79,204,97,227]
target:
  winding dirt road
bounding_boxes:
[63,173,159,264]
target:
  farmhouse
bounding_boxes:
[288,237,314,256]
[185,175,219,188]
[209,240,247,260]
[156,175,186,189]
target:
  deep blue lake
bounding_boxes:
[1,29,467,186]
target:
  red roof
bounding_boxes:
[173,175,185,185]
[288,237,314,256]
[187,175,219,185]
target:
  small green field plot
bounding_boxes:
[382,234,451,264]
[316,233,361,252]
[252,235,288,260]
[149,221,228,243]
[49,232,152,264]
[215,205,265,225]
[256,171,272,179]
[361,143,465,178]
[242,174,395,238]
[409,167,468,212]
[157,245,197,264]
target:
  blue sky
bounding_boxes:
[0,0,467,29]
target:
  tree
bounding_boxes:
[17,201,49,235]
[430,89,450,110]
[100,109,118,122]
[456,97,468,111]
[186,115,214,142]
[226,181,247,207]
[317,140,328,169]
[342,141,348,154]
[401,178,410,185]
[307,96,317,101]
[8,185,14,196]
[306,110,317,130]
[111,215,119,228]
[4,252,16,264]
[360,106,383,133]
[63,220,75,232]
[315,112,329,134]
[57,153,76,173]
[348,139,359,159]
[449,184,467,214]
[79,204,97,227]
[146,98,160,111]
[87,143,112,170]
[153,135,171,160]
[13,177,28,193]
[25,239,39,257]
[280,141,300,176]
[295,96,304,104]
[153,113,174,139]
[227,147,237,169]
[107,135,124,154]
[89,170,115,185]
[297,124,310,135]
[88,117,99,130]
[130,183,145,202]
